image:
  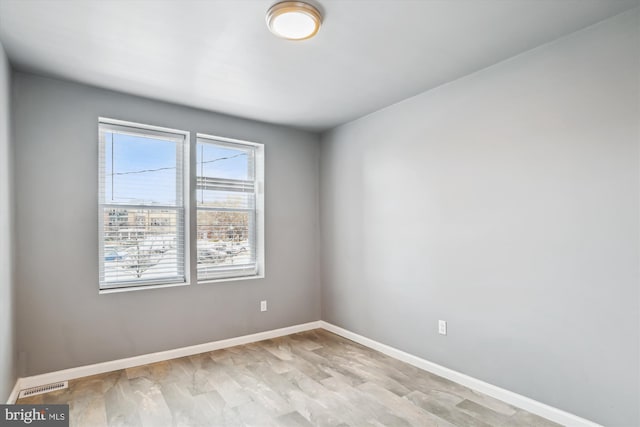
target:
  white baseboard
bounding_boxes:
[7,319,601,427]
[13,321,322,396]
[320,321,601,427]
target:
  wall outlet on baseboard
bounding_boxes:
[438,320,447,335]
[260,300,267,312]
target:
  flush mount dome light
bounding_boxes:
[266,1,322,40]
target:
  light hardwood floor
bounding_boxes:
[17,329,560,427]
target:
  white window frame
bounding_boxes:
[98,118,190,293]
[195,133,265,284]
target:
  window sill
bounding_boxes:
[198,274,264,285]
[99,281,190,295]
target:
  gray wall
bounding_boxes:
[320,9,639,427]
[12,72,321,377]
[0,41,16,401]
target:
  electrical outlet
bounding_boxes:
[260,300,267,312]
[438,320,447,335]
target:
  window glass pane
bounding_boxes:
[103,132,179,205]
[102,207,183,284]
[197,210,255,271]
[196,142,253,181]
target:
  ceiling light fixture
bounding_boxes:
[266,1,322,41]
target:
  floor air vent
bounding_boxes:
[18,381,68,398]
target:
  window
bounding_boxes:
[196,134,264,281]
[98,119,264,292]
[98,119,188,291]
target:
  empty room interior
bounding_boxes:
[0,0,639,426]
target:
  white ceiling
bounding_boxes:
[0,0,637,132]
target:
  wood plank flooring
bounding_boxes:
[17,329,561,427]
